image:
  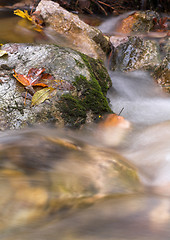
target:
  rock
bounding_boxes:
[0,127,141,231]
[153,54,170,93]
[36,0,111,59]
[115,11,160,35]
[0,43,112,130]
[110,36,160,71]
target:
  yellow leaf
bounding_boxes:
[14,10,43,32]
[32,87,56,106]
[0,50,7,57]
[14,9,32,22]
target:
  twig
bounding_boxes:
[118,107,124,116]
[91,0,108,15]
[97,0,115,9]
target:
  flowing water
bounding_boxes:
[108,71,170,193]
[1,9,170,240]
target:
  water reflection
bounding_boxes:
[0,11,79,48]
[0,15,41,43]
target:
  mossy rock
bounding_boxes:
[0,43,112,130]
[57,51,112,128]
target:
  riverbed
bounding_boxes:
[0,8,170,240]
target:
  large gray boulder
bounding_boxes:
[0,43,112,130]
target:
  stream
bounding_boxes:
[1,9,170,240]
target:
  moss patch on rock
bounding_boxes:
[58,94,86,127]
[59,74,112,128]
[79,52,112,95]
[74,75,112,113]
[59,53,112,128]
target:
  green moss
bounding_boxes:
[74,59,85,68]
[59,94,86,128]
[59,53,112,128]
[59,75,112,127]
[78,52,112,95]
[74,75,112,114]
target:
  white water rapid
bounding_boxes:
[108,70,170,194]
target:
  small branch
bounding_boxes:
[91,0,108,15]
[97,0,115,9]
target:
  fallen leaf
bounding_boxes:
[32,87,56,106]
[14,9,32,21]
[13,68,47,88]
[14,9,43,32]
[13,68,48,99]
[97,113,131,147]
[31,11,44,27]
[0,50,7,57]
[99,113,131,129]
[27,68,47,85]
[42,73,55,81]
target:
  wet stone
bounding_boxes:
[153,54,170,93]
[0,43,111,130]
[110,36,160,72]
[0,127,141,232]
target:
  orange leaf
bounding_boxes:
[13,70,30,86]
[32,82,48,87]
[27,67,46,85]
[13,68,48,88]
[99,114,130,129]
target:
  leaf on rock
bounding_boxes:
[32,87,56,106]
[0,50,7,57]
[13,68,48,88]
[42,73,55,81]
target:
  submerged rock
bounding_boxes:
[0,43,111,130]
[0,127,141,231]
